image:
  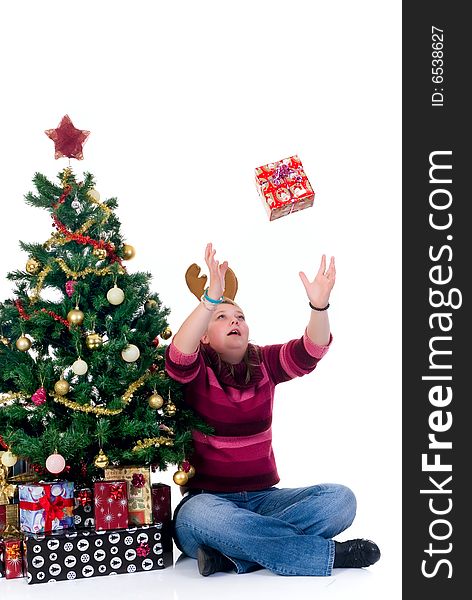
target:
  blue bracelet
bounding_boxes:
[203,287,224,304]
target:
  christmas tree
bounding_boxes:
[0,115,209,487]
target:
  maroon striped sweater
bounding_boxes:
[165,332,331,492]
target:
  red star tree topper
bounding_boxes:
[45,115,90,160]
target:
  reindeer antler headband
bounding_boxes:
[185,263,238,301]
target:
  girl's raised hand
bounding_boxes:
[204,243,228,299]
[299,255,336,308]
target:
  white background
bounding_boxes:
[0,1,401,598]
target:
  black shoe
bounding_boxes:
[333,539,381,568]
[197,545,234,577]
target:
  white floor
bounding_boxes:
[2,540,401,600]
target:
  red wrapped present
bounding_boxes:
[255,155,315,221]
[151,483,171,528]
[93,480,129,530]
[3,538,25,579]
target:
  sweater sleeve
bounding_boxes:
[164,341,202,383]
[260,331,332,385]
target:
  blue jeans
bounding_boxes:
[173,483,356,576]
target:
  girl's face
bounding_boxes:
[201,302,249,363]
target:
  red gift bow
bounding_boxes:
[136,542,150,557]
[19,484,73,532]
[6,542,21,561]
[77,489,92,507]
[131,473,145,488]
[110,483,124,501]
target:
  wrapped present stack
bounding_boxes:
[0,463,173,585]
[255,155,315,221]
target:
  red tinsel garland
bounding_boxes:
[52,213,124,267]
[15,300,70,328]
[40,308,70,328]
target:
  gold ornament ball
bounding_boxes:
[86,332,103,350]
[144,299,158,312]
[106,285,125,305]
[1,336,9,346]
[87,188,101,202]
[67,307,84,325]
[26,257,41,275]
[54,379,70,395]
[121,344,140,362]
[173,470,189,486]
[16,335,32,352]
[148,393,164,409]
[1,450,18,467]
[122,244,136,260]
[160,327,172,340]
[92,247,107,260]
[72,358,88,375]
[94,449,109,469]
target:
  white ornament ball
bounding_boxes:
[72,358,88,375]
[106,285,125,305]
[1,450,18,467]
[88,188,101,202]
[45,453,66,474]
[121,344,140,362]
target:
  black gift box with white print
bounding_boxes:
[24,523,172,584]
[73,487,95,529]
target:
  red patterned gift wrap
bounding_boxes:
[151,483,171,528]
[3,538,25,579]
[93,480,129,530]
[254,155,315,221]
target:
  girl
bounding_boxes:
[165,243,380,576]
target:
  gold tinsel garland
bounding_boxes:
[132,436,174,452]
[55,257,125,279]
[50,372,152,416]
[0,392,27,405]
[29,265,52,304]
[87,193,112,220]
[27,257,125,302]
[51,393,123,416]
[121,372,150,405]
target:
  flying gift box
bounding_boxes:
[255,155,315,221]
